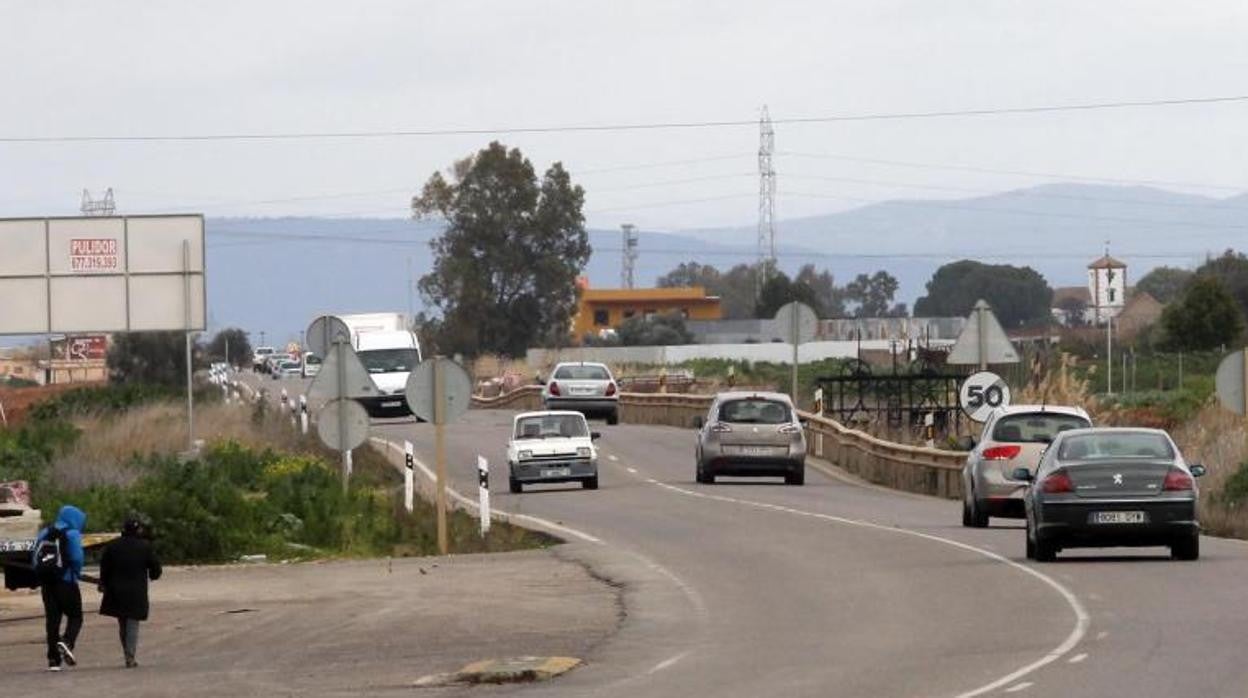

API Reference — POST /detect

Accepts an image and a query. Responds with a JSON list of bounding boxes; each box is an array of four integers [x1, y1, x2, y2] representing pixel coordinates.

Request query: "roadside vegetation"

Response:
[[0, 384, 552, 563]]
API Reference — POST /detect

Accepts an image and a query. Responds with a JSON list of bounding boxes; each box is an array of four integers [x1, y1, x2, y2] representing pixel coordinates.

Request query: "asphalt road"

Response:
[[259, 374, 1248, 696]]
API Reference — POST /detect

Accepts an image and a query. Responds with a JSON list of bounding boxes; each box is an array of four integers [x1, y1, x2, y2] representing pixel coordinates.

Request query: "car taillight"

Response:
[[778, 424, 802, 435], [710, 422, 733, 433], [1041, 470, 1074, 494], [548, 381, 561, 396], [605, 382, 617, 396], [1164, 469, 1194, 491], [982, 445, 1022, 461]]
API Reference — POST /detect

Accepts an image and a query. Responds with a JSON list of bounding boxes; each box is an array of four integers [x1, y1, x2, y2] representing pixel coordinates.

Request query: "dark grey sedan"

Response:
[[1017, 427, 1206, 562]]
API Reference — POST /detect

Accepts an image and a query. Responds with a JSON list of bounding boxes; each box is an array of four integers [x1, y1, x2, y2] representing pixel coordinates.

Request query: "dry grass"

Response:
[[1169, 406, 1248, 538], [51, 400, 306, 491]]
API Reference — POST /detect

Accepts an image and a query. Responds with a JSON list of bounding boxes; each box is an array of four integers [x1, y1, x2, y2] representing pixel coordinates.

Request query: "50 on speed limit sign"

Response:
[[959, 371, 1011, 422]]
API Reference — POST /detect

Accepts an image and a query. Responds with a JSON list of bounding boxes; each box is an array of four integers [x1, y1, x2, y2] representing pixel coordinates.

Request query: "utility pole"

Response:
[[620, 224, 639, 289], [756, 106, 776, 297], [81, 188, 116, 217]]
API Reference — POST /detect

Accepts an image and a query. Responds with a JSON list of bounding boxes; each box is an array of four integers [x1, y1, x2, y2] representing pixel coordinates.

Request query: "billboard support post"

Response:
[[183, 239, 195, 452]]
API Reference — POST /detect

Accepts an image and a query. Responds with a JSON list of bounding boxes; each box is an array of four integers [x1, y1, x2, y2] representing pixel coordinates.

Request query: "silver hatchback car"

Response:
[[961, 405, 1091, 527], [542, 362, 620, 425], [695, 391, 806, 485]]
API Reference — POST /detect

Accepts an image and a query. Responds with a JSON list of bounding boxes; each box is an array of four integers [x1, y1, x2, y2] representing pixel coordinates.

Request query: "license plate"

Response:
[[739, 446, 774, 456], [541, 468, 572, 478], [1092, 511, 1146, 524], [571, 387, 595, 396], [381, 400, 402, 408]]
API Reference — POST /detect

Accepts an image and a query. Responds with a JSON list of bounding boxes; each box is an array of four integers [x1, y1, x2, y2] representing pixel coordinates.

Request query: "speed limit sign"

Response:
[[959, 371, 1011, 422]]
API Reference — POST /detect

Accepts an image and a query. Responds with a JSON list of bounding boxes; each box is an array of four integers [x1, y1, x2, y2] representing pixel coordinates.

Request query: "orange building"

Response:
[[572, 281, 722, 339]]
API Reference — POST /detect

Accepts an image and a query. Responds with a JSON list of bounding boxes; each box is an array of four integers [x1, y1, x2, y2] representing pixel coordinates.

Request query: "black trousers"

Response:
[[40, 581, 83, 665]]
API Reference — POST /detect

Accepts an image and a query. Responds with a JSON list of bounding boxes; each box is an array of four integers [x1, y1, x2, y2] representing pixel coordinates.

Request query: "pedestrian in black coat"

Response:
[[98, 518, 162, 668]]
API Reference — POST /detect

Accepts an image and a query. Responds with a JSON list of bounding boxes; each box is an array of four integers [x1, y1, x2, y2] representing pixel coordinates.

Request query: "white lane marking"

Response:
[[1096, 631, 1109, 641], [647, 481, 1090, 698], [1068, 653, 1088, 664], [1005, 683, 1033, 693], [370, 437, 604, 544], [647, 652, 689, 675], [608, 454, 620, 462], [627, 467, 638, 474]]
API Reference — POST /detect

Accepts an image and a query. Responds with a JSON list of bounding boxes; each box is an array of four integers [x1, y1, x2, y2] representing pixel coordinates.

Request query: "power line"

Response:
[[778, 150, 1248, 193], [6, 94, 1248, 143]]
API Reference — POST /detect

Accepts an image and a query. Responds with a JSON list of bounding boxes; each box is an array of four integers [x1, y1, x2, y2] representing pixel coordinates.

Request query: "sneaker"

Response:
[[47, 664, 62, 672], [125, 657, 138, 669], [57, 642, 76, 667]]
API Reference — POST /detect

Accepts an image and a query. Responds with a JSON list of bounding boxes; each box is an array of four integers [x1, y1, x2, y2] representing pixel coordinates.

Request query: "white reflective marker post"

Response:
[[478, 455, 490, 538], [404, 441, 415, 513], [299, 395, 308, 435]]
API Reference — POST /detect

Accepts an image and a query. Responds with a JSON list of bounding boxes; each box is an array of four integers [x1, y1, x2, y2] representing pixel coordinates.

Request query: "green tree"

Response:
[[754, 271, 823, 319], [617, 312, 694, 346], [1195, 250, 1248, 319], [845, 271, 904, 318], [1135, 266, 1193, 305], [913, 260, 1052, 327], [656, 260, 757, 319], [205, 327, 251, 368], [412, 142, 590, 356], [108, 332, 203, 386], [1160, 276, 1245, 350], [794, 264, 847, 317]]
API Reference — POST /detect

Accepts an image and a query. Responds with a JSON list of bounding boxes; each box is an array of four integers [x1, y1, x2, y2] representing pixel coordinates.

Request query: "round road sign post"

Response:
[[305, 315, 352, 357], [405, 357, 473, 556], [1215, 349, 1248, 416], [315, 398, 370, 452], [959, 371, 1011, 423]]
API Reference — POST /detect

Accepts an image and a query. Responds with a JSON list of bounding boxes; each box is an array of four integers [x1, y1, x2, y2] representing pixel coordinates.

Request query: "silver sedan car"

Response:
[[962, 405, 1091, 527], [695, 391, 806, 485], [1018, 427, 1205, 561]]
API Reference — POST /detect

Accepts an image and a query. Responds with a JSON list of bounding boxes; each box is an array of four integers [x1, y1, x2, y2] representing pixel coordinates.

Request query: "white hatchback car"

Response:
[[507, 411, 601, 493]]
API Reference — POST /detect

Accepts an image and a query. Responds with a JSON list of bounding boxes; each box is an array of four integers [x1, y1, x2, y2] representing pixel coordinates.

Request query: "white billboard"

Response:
[[0, 215, 206, 335]]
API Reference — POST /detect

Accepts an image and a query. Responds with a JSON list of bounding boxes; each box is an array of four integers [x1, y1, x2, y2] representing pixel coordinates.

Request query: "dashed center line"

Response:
[[1005, 682, 1033, 693], [1068, 653, 1088, 664]]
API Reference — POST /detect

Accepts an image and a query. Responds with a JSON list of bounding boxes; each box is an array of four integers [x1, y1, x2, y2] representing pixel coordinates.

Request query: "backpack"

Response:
[[34, 526, 68, 584]]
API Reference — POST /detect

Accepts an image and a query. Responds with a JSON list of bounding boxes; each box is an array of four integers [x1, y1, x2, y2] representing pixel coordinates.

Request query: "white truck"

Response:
[[337, 313, 423, 418]]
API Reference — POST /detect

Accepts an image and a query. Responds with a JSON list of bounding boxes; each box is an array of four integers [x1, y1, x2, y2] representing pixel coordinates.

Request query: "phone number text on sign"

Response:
[[69, 238, 119, 271]]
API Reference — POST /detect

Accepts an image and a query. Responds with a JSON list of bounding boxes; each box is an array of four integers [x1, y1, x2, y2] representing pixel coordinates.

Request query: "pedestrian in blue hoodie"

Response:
[[31, 505, 86, 671]]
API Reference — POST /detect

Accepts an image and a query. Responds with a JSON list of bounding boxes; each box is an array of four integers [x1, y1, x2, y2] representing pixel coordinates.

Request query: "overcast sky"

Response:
[[3, 1, 1248, 231]]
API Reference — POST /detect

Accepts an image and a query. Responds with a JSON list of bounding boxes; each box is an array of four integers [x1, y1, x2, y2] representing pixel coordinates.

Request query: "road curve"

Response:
[[255, 376, 1248, 697]]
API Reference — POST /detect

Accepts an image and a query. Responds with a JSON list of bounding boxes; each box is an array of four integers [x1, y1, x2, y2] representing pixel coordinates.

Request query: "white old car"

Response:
[[507, 411, 601, 493]]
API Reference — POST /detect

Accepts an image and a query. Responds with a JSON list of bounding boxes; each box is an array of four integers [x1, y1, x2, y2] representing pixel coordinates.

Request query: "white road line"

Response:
[[1096, 631, 1109, 641], [1068, 653, 1088, 664], [608, 454, 620, 462], [647, 652, 689, 675], [627, 467, 638, 474], [647, 481, 1090, 698], [1005, 682, 1033, 693]]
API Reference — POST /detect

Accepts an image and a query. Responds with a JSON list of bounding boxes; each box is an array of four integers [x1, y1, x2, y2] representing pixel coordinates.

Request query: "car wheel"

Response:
[[696, 462, 713, 484], [1024, 519, 1036, 559], [509, 477, 522, 494], [786, 468, 805, 486], [967, 492, 989, 528], [583, 476, 599, 490], [961, 498, 974, 527], [1034, 534, 1058, 562], [1172, 532, 1200, 561], [606, 411, 619, 426]]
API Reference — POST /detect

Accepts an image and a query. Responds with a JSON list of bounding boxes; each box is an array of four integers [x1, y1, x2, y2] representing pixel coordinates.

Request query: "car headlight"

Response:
[[518, 450, 533, 460], [577, 446, 592, 458]]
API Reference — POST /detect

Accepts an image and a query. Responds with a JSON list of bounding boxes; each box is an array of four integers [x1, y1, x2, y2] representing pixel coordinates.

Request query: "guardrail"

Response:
[[798, 411, 965, 499], [470, 388, 967, 499]]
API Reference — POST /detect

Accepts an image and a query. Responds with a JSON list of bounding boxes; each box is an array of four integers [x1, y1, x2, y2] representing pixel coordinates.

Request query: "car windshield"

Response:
[[280, 361, 299, 370], [719, 398, 791, 424], [358, 348, 419, 374], [515, 414, 589, 439], [1059, 432, 1175, 460], [991, 413, 1089, 444], [554, 365, 610, 380], [305, 354, 322, 365]]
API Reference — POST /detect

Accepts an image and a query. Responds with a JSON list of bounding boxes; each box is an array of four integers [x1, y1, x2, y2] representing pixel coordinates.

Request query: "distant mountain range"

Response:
[[204, 183, 1247, 345]]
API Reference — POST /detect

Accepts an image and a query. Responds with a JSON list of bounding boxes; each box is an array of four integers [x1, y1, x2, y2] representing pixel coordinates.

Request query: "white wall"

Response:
[[527, 339, 954, 369]]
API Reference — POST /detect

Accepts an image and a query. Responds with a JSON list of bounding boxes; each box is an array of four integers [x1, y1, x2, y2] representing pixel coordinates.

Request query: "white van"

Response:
[[338, 313, 422, 417]]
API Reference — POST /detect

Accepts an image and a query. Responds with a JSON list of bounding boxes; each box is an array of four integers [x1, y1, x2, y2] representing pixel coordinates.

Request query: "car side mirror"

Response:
[[1011, 468, 1034, 482], [693, 416, 704, 429], [798, 418, 809, 427], [1190, 464, 1207, 478], [590, 431, 601, 441]]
